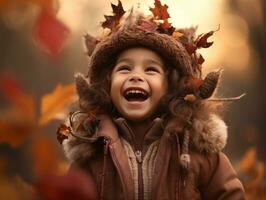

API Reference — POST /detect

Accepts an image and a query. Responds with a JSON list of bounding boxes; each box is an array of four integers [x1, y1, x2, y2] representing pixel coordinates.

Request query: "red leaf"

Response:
[[56, 124, 71, 144], [185, 44, 197, 55], [137, 19, 158, 32], [195, 25, 220, 49], [149, 0, 175, 34], [0, 73, 23, 101], [34, 9, 70, 56], [102, 0, 125, 30], [197, 54, 205, 64], [150, 0, 169, 20], [35, 169, 97, 200]]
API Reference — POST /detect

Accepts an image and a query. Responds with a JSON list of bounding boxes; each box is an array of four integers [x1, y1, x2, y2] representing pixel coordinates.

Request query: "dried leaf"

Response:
[[185, 44, 197, 55], [102, 0, 125, 30], [34, 8, 70, 56], [56, 124, 71, 144], [172, 31, 184, 39], [137, 19, 158, 33], [150, 0, 175, 34], [38, 83, 76, 126], [195, 26, 220, 49], [197, 54, 205, 65], [150, 0, 169, 20]]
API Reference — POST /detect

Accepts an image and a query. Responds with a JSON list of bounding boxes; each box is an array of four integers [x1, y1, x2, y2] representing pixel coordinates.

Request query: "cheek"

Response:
[[151, 77, 168, 96]]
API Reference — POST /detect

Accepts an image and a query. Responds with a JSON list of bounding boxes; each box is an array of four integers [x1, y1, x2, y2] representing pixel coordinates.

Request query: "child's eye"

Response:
[[117, 65, 130, 72], [146, 66, 160, 73]]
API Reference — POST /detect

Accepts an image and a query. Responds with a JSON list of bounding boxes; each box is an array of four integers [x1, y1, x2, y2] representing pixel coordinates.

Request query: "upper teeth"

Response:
[[126, 89, 147, 96]]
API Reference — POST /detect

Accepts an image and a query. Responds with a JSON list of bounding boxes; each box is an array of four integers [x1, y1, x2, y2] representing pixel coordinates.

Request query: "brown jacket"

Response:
[[63, 114, 245, 200]]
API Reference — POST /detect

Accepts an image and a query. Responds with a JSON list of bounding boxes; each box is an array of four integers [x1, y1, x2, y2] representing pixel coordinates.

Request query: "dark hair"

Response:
[[78, 47, 223, 125]]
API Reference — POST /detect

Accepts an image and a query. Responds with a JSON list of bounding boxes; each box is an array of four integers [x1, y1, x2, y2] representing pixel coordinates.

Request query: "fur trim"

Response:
[[192, 114, 227, 153], [63, 136, 97, 165], [63, 113, 227, 164]]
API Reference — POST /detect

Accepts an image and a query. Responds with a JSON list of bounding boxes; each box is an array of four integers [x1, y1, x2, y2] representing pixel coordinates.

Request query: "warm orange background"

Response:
[[0, 0, 265, 199]]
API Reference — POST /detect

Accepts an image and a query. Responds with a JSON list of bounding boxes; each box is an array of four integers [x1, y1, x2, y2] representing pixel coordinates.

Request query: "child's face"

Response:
[[110, 47, 168, 121]]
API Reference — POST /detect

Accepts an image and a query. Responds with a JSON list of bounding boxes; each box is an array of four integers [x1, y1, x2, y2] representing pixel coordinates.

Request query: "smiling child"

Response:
[[59, 1, 245, 199]]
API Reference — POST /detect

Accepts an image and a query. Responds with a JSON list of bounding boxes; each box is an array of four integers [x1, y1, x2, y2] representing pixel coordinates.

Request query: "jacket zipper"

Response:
[[135, 150, 144, 200], [122, 120, 145, 200]]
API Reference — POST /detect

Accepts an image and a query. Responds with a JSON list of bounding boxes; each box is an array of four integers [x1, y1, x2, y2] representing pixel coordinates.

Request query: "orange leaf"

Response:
[[38, 83, 77, 126], [30, 136, 61, 177], [0, 73, 36, 122], [102, 0, 125, 31], [150, 0, 169, 20], [0, 120, 33, 148]]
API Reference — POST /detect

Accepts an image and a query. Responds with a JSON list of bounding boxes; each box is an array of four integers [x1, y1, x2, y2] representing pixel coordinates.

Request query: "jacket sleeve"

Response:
[[199, 152, 245, 200]]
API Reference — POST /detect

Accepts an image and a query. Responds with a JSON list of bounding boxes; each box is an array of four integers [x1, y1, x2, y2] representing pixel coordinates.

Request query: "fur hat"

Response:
[[82, 1, 221, 100]]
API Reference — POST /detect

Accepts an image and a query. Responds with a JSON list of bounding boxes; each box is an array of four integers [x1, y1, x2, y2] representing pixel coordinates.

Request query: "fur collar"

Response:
[[63, 114, 227, 165]]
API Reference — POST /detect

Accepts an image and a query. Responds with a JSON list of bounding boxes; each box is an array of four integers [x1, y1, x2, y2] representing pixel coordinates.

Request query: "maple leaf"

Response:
[[195, 26, 219, 49], [38, 83, 77, 126], [34, 8, 70, 56], [150, 0, 175, 35], [150, 0, 169, 20], [102, 0, 125, 31], [0, 74, 36, 148]]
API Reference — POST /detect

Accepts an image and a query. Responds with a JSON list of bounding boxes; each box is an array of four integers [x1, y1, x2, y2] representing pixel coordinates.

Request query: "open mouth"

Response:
[[123, 88, 149, 102]]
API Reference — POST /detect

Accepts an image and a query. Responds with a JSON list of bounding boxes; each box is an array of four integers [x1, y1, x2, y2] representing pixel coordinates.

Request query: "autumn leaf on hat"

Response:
[[149, 0, 175, 35], [195, 25, 220, 49], [102, 0, 125, 31]]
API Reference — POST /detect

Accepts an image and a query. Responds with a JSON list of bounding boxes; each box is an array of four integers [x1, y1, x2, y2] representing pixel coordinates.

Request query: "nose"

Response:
[[129, 74, 144, 82]]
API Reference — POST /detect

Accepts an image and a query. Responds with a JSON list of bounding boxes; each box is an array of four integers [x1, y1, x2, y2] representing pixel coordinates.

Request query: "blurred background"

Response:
[[0, 0, 265, 199]]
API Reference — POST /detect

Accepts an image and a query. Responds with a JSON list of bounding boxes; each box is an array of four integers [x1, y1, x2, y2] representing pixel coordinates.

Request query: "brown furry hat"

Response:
[[80, 1, 221, 102]]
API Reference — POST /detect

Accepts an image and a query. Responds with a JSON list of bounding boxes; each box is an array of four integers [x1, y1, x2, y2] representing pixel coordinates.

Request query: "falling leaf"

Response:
[[34, 8, 70, 56], [35, 169, 97, 200], [102, 0, 125, 31], [30, 136, 63, 177], [0, 120, 33, 148], [38, 83, 77, 126], [0, 73, 36, 121], [239, 148, 257, 173]]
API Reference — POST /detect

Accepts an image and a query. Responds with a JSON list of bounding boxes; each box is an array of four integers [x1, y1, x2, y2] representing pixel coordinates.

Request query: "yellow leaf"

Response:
[[38, 83, 76, 126]]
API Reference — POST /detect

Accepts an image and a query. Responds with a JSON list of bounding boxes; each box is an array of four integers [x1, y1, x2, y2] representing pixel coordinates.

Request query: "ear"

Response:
[[74, 73, 91, 101]]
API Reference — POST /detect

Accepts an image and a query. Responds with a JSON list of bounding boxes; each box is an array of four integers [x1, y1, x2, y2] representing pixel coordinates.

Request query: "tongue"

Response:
[[125, 93, 147, 102]]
